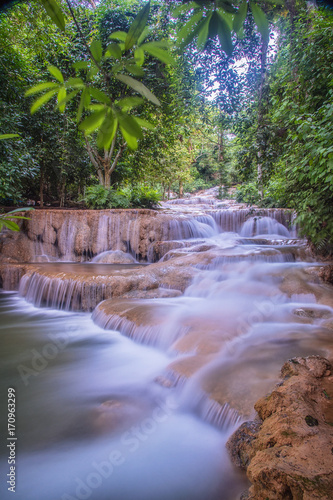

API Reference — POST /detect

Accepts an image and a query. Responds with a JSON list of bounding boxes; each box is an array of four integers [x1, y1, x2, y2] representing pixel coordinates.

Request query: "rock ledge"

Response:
[[227, 355, 333, 500]]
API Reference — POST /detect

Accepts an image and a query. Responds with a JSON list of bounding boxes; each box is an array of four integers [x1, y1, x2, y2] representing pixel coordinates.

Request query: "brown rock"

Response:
[[227, 356, 333, 500]]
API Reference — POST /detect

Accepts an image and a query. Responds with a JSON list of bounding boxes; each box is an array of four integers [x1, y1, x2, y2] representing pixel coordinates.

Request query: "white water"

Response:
[[1, 197, 333, 500]]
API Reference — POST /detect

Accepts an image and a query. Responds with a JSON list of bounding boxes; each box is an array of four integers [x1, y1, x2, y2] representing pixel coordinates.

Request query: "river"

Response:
[[1, 194, 333, 500]]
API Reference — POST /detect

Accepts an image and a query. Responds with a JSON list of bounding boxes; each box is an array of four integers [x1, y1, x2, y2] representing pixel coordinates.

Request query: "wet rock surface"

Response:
[[227, 355, 333, 500]]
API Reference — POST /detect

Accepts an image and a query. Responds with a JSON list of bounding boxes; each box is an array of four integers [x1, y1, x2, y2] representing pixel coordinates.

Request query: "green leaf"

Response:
[[57, 87, 66, 112], [117, 97, 144, 110], [176, 10, 203, 47], [137, 26, 151, 46], [125, 63, 144, 77], [133, 117, 155, 130], [88, 87, 110, 104], [90, 40, 103, 63], [97, 112, 118, 149], [119, 127, 138, 150], [56, 89, 80, 109], [217, 1, 237, 14], [197, 13, 212, 50], [7, 207, 34, 214], [66, 77, 85, 89], [25, 82, 59, 96], [105, 43, 122, 59], [141, 43, 176, 65], [73, 61, 89, 70], [134, 47, 145, 66], [0, 219, 20, 231], [172, 2, 200, 17], [217, 11, 233, 56], [115, 74, 160, 106], [87, 104, 106, 111], [116, 110, 143, 139], [208, 11, 219, 40], [109, 31, 127, 42], [79, 109, 107, 135], [0, 134, 20, 140], [47, 65, 64, 83], [250, 2, 269, 42], [39, 0, 65, 31], [125, 1, 150, 51], [233, 0, 247, 33], [30, 89, 58, 114]]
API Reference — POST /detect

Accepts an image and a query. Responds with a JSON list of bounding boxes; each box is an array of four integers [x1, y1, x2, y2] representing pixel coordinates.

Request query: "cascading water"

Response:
[[1, 195, 332, 500]]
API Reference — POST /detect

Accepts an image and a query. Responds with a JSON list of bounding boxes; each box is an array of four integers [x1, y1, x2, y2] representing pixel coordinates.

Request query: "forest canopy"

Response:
[[0, 0, 332, 250]]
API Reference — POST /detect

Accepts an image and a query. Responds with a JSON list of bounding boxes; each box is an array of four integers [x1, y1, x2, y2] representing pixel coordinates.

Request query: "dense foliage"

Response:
[[0, 0, 332, 249]]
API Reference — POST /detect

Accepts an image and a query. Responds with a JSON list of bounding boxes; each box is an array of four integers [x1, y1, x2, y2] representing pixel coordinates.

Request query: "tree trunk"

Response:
[[179, 180, 183, 198]]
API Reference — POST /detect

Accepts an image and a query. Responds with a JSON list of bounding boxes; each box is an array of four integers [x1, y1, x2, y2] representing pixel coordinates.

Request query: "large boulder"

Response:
[[227, 355, 333, 500]]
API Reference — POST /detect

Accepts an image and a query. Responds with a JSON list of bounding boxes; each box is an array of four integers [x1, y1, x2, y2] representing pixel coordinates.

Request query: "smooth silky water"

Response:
[[0, 293, 248, 500], [1, 202, 333, 500]]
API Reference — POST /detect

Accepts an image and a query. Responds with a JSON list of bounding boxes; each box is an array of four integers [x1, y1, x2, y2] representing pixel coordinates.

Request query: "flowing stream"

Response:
[[1, 194, 333, 500]]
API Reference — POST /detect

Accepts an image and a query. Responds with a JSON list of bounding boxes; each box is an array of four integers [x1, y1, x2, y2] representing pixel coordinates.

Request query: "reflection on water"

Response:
[[0, 293, 248, 500]]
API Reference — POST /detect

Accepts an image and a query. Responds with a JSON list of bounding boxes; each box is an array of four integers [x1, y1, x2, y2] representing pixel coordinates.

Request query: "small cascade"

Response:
[[19, 272, 111, 311], [92, 300, 190, 349], [167, 217, 219, 240], [91, 250, 137, 264], [240, 216, 291, 238]]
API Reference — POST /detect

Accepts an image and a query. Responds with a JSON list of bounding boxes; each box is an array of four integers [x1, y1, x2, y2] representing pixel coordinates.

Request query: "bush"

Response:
[[84, 185, 130, 209], [85, 185, 160, 209], [130, 186, 161, 208], [235, 182, 260, 205]]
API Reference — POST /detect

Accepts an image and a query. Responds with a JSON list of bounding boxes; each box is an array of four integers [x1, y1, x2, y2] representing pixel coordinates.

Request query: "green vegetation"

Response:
[[0, 0, 332, 249]]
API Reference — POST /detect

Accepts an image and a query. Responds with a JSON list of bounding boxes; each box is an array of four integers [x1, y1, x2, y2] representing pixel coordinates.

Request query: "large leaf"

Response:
[[133, 117, 155, 130], [30, 89, 58, 114], [172, 2, 200, 17], [179, 16, 206, 50], [39, 0, 65, 31], [125, 1, 150, 51], [197, 13, 212, 50], [25, 82, 59, 96], [7, 207, 34, 214], [88, 87, 110, 104], [134, 47, 145, 66], [217, 0, 237, 14], [250, 2, 269, 42], [116, 111, 143, 139], [233, 0, 248, 33], [56, 89, 80, 109], [97, 112, 118, 150], [48, 65, 64, 83], [125, 63, 144, 77], [90, 40, 103, 63], [73, 61, 89, 70], [137, 26, 151, 46], [117, 97, 144, 110], [176, 10, 203, 47], [217, 11, 233, 56], [119, 127, 138, 150], [0, 219, 20, 231], [66, 77, 85, 89], [105, 43, 122, 59], [79, 109, 107, 135], [141, 43, 176, 65], [109, 31, 127, 42], [57, 87, 66, 112], [115, 74, 161, 106], [0, 134, 20, 140]]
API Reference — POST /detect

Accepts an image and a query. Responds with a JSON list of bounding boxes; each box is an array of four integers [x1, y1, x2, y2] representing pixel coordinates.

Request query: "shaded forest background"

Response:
[[0, 0, 332, 250]]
